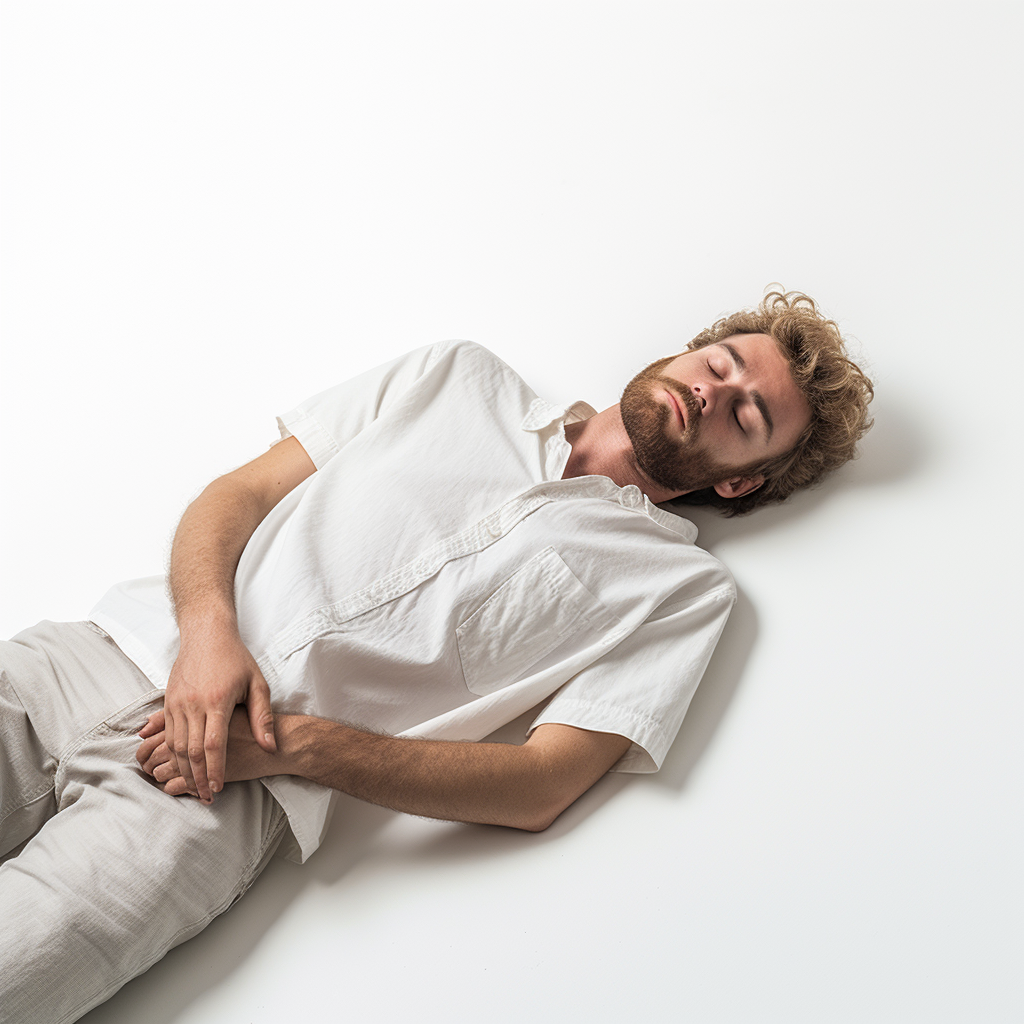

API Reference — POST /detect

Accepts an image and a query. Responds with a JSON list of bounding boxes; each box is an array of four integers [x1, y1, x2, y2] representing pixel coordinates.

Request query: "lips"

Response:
[[665, 388, 686, 430]]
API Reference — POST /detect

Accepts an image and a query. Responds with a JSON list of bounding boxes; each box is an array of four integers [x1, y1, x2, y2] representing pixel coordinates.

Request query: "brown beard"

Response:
[[619, 355, 733, 495]]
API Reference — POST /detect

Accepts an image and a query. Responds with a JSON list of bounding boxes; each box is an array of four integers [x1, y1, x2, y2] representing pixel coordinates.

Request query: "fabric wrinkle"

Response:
[[89, 339, 733, 865]]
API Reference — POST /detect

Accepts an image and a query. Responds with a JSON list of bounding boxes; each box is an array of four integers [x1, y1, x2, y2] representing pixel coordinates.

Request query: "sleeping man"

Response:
[[0, 289, 872, 1023]]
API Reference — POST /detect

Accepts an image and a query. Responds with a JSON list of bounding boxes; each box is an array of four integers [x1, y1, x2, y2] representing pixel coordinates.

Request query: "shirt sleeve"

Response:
[[274, 341, 451, 469], [526, 573, 736, 773]]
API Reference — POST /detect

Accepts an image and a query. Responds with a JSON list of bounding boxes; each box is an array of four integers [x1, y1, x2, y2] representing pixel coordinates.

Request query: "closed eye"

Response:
[[709, 357, 745, 432]]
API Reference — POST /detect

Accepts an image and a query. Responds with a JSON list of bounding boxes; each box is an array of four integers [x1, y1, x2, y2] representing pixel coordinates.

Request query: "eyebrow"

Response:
[[721, 342, 774, 443]]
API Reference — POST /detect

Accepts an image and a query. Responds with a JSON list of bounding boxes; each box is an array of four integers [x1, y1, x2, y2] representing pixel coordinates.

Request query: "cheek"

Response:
[[702, 423, 751, 468], [663, 354, 692, 379]]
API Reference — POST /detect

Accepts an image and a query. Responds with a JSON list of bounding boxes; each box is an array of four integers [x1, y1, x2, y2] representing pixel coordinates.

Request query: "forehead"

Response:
[[717, 332, 791, 380]]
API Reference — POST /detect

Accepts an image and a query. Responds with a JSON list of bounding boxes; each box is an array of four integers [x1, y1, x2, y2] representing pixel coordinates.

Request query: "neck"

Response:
[[561, 404, 682, 504]]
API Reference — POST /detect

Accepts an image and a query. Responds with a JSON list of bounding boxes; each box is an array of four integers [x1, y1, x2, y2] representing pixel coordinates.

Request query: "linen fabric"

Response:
[[0, 620, 286, 1024], [89, 341, 736, 863]]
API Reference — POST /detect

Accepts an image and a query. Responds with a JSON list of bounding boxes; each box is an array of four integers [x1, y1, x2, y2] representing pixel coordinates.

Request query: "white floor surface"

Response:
[[1, 3, 1020, 1022]]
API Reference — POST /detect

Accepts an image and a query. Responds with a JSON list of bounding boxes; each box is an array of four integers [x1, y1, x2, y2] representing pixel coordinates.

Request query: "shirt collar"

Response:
[[519, 397, 698, 542], [520, 397, 596, 432]]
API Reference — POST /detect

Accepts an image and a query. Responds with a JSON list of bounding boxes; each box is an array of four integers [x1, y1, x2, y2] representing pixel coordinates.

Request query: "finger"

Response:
[[186, 711, 214, 804], [168, 708, 198, 797], [153, 756, 186, 785], [142, 740, 174, 776], [136, 732, 166, 768], [163, 703, 175, 759], [136, 733, 167, 770], [203, 708, 230, 796], [248, 678, 277, 753], [137, 709, 166, 738], [161, 778, 193, 798]]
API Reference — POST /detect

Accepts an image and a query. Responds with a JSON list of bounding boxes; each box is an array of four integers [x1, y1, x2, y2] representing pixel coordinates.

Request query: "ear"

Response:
[[712, 473, 765, 500]]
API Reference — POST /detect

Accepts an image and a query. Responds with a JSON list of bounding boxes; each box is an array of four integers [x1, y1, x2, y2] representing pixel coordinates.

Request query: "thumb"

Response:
[[138, 708, 166, 737], [248, 678, 277, 752]]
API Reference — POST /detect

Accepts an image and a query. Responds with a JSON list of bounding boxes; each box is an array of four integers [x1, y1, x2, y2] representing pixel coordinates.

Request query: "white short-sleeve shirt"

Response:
[[90, 341, 736, 862]]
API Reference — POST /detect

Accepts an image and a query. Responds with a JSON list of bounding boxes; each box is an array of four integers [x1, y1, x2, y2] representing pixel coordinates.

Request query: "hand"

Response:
[[136, 706, 283, 795], [161, 626, 277, 804]]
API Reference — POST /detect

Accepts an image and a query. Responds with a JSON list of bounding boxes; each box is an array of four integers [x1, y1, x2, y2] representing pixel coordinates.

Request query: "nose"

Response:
[[691, 378, 737, 416]]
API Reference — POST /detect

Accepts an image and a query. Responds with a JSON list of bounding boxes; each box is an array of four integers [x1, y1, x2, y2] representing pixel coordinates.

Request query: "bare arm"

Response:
[[163, 436, 316, 803], [139, 711, 632, 832], [278, 718, 632, 830]]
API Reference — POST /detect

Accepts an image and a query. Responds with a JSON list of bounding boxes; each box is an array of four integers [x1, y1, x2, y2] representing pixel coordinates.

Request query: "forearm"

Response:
[[274, 716, 561, 832], [168, 476, 264, 637]]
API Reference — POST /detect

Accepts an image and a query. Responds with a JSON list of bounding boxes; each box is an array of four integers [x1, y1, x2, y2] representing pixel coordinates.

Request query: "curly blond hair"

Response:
[[674, 287, 874, 516]]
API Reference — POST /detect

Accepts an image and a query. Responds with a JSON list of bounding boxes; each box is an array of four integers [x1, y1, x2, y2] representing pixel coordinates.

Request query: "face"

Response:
[[620, 333, 812, 499]]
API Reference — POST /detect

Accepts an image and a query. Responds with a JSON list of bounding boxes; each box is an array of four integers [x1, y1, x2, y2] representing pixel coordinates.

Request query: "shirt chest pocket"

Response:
[[456, 546, 616, 697]]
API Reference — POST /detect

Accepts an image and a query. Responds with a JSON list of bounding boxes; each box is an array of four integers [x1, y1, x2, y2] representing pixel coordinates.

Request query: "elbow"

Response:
[[517, 816, 554, 833], [516, 798, 566, 833], [512, 772, 596, 832]]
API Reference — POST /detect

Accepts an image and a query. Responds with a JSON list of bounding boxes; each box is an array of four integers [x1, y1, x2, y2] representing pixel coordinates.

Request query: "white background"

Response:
[[1, 3, 1020, 1022]]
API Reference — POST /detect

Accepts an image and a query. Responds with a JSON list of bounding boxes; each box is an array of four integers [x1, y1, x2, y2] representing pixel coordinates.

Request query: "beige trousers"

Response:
[[0, 621, 287, 1024]]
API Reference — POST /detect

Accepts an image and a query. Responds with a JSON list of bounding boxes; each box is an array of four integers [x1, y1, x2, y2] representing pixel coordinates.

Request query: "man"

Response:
[[0, 289, 872, 1023]]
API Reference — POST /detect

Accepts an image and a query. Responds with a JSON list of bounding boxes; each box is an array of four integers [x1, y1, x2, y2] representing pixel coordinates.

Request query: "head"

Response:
[[620, 288, 874, 515]]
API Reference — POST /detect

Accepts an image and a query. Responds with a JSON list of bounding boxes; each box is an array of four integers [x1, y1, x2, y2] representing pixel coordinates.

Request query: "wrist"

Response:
[[275, 714, 319, 777], [175, 602, 239, 645], [276, 715, 357, 784]]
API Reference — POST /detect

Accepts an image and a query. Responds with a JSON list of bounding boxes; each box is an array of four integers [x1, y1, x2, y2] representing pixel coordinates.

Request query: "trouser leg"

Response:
[[0, 658, 57, 860], [0, 622, 287, 1024], [0, 688, 286, 1024], [1, 619, 147, 862]]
